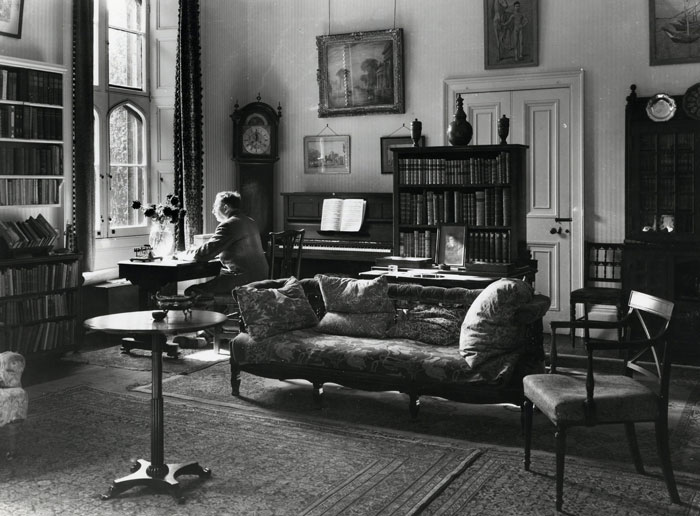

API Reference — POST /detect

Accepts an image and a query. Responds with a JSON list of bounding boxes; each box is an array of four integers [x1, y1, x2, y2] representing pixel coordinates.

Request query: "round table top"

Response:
[[83, 310, 228, 335]]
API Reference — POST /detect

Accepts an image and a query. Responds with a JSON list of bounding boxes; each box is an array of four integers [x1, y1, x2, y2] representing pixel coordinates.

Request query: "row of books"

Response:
[[0, 67, 62, 105], [0, 213, 59, 252], [0, 104, 62, 140], [398, 152, 512, 185], [0, 319, 76, 355], [398, 230, 436, 259], [0, 178, 61, 205], [0, 291, 75, 325], [0, 144, 63, 175], [0, 260, 79, 297], [399, 188, 512, 227]]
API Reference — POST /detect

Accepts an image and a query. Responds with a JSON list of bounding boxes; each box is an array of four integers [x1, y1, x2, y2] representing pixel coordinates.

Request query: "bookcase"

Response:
[[623, 84, 700, 361], [0, 253, 81, 357], [392, 144, 529, 273]]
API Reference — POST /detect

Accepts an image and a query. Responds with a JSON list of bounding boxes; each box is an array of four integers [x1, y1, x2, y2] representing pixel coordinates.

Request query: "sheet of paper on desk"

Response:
[[320, 198, 366, 232]]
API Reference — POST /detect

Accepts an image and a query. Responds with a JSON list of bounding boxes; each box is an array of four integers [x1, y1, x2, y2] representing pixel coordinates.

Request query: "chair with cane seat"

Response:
[[523, 290, 680, 512]]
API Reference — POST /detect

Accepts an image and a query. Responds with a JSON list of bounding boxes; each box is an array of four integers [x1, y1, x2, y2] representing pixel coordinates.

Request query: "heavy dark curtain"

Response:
[[72, 0, 95, 271], [174, 0, 204, 249]]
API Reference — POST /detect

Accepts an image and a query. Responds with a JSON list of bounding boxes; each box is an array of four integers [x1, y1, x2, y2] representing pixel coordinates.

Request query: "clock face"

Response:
[[242, 125, 271, 155]]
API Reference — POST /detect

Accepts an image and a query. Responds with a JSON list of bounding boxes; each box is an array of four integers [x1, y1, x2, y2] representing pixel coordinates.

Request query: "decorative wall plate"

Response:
[[646, 93, 677, 122], [682, 83, 700, 120]]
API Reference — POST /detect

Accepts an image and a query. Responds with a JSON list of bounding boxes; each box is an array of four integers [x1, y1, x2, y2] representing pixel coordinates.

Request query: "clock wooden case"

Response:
[[231, 98, 281, 163]]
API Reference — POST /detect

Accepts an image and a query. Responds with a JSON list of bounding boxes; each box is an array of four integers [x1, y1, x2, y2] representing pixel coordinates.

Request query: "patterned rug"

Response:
[[1, 386, 698, 515], [137, 361, 700, 476]]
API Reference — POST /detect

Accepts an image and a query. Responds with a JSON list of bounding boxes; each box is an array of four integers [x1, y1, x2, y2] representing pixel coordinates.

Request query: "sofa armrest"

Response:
[[514, 294, 551, 325], [0, 352, 25, 388]]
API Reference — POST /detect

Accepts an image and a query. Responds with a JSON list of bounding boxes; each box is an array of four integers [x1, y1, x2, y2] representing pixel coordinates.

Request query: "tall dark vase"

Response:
[[447, 94, 473, 146], [498, 115, 510, 145], [410, 118, 422, 147]]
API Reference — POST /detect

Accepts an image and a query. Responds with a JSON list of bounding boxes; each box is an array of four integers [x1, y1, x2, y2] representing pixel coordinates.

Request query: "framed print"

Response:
[[304, 135, 351, 174], [316, 28, 405, 117], [380, 135, 424, 174], [649, 0, 700, 65], [0, 0, 24, 38], [484, 0, 538, 69], [437, 224, 467, 267]]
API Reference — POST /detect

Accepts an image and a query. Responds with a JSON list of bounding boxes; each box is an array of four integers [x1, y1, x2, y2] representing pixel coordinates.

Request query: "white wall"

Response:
[[200, 0, 700, 243]]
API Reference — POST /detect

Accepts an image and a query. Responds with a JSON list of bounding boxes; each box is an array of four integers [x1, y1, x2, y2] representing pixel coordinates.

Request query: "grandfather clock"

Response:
[[231, 96, 282, 243]]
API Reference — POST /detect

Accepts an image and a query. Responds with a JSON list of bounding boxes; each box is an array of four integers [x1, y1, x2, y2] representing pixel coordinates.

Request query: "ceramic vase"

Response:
[[447, 94, 473, 146], [498, 115, 510, 144], [149, 222, 175, 257], [410, 118, 422, 147]]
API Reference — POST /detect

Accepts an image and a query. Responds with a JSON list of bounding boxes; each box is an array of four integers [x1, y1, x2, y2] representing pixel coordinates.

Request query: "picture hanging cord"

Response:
[[317, 124, 339, 136], [328, 0, 398, 34], [387, 123, 410, 137]]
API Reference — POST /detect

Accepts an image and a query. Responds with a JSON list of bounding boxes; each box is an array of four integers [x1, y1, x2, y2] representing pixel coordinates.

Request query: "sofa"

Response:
[[0, 351, 28, 457], [230, 274, 551, 417]]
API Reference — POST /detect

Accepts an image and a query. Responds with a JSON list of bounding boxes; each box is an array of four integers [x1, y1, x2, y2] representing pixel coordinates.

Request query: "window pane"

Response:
[[107, 0, 144, 31], [110, 166, 146, 227], [94, 110, 101, 231], [109, 28, 143, 88], [109, 105, 144, 164]]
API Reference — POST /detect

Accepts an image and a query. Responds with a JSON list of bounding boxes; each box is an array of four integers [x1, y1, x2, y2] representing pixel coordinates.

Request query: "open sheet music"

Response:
[[320, 198, 366, 232]]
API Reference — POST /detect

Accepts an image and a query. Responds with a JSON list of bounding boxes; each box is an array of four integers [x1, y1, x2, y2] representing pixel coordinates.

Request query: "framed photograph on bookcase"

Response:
[[437, 224, 467, 267]]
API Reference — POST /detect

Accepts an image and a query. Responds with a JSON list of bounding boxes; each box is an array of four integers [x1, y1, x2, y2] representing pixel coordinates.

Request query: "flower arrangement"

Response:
[[131, 194, 186, 225]]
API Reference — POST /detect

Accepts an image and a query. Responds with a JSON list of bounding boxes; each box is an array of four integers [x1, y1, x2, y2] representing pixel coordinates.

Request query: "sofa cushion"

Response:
[[235, 276, 319, 340], [459, 278, 535, 379], [315, 274, 395, 338], [316, 274, 394, 313], [388, 304, 466, 346]]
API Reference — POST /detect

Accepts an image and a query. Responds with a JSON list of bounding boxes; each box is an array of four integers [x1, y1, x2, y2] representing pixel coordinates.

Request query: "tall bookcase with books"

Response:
[[0, 56, 79, 357], [392, 144, 529, 273]]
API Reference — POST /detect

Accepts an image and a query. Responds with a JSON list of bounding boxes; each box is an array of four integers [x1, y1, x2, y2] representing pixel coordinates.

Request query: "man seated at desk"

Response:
[[180, 190, 268, 305]]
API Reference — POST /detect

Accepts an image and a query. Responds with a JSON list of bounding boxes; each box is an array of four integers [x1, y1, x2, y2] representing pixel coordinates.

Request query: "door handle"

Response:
[[554, 217, 572, 223]]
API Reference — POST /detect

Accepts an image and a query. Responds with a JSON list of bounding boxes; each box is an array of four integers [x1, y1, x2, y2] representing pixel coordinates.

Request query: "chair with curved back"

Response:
[[523, 290, 680, 512], [212, 229, 305, 354]]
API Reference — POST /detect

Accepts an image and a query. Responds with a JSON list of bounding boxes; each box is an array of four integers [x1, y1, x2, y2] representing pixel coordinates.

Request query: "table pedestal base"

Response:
[[101, 458, 211, 504], [121, 336, 181, 358]]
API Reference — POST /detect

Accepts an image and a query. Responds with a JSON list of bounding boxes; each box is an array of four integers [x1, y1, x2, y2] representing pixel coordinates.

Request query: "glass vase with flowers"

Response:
[[131, 194, 186, 257]]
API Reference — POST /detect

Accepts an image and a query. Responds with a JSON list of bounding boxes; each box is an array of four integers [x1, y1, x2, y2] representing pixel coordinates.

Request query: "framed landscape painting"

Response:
[[484, 0, 538, 69], [316, 28, 405, 117], [304, 135, 351, 174], [649, 0, 700, 65], [380, 135, 423, 174], [0, 0, 24, 38]]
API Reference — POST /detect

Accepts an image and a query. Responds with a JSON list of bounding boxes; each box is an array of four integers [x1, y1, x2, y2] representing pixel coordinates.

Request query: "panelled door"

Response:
[[459, 86, 575, 326]]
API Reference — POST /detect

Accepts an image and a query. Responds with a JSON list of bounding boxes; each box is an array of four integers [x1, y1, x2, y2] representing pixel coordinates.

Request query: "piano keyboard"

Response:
[[304, 244, 391, 254]]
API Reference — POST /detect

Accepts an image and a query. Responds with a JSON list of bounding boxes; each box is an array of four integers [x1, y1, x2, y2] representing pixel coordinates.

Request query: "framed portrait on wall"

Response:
[[303, 135, 351, 174], [0, 0, 24, 38], [380, 135, 423, 174], [484, 0, 538, 69], [316, 28, 405, 117], [437, 224, 467, 267], [649, 0, 700, 65]]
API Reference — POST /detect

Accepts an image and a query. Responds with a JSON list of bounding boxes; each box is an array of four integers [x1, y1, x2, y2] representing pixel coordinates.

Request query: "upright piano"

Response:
[[281, 192, 393, 277]]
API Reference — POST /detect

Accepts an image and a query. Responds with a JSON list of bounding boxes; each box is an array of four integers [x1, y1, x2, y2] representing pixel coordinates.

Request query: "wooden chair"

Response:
[[212, 229, 305, 354], [267, 229, 305, 279], [569, 242, 624, 347], [524, 290, 679, 512]]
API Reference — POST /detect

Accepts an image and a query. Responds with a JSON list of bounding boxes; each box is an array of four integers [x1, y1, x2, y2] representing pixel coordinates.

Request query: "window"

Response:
[[94, 0, 150, 239]]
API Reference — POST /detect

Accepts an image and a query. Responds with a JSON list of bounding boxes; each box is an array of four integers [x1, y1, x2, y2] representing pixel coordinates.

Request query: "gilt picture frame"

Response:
[[484, 0, 538, 69], [437, 224, 467, 267], [304, 135, 351, 174], [0, 0, 24, 39], [316, 28, 405, 117], [380, 135, 424, 174], [649, 0, 700, 65]]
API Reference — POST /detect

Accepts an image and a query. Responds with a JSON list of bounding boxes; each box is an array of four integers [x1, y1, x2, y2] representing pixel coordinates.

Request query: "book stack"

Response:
[[0, 213, 59, 256]]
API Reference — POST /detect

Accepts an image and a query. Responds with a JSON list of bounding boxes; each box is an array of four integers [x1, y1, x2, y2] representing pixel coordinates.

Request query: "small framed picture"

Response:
[[0, 0, 24, 38], [484, 0, 538, 69], [380, 135, 424, 174], [437, 224, 467, 267], [303, 135, 351, 174], [649, 0, 700, 65]]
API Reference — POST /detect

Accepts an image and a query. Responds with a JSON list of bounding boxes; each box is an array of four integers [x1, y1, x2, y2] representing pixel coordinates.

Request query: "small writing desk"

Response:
[[118, 258, 222, 356], [83, 309, 227, 504]]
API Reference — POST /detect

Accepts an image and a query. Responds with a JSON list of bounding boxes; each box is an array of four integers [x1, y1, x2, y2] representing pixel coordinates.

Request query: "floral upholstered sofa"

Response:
[[230, 274, 550, 417]]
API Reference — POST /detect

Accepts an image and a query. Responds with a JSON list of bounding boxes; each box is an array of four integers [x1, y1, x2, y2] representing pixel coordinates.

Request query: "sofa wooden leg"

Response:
[[409, 394, 420, 419], [229, 358, 241, 396], [312, 383, 323, 409]]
